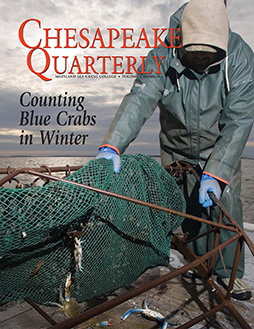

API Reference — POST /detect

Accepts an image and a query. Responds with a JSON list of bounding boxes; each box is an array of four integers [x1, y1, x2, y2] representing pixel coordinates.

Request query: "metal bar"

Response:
[[173, 237, 252, 329], [206, 279, 252, 329], [0, 165, 83, 175], [184, 226, 217, 245], [208, 210, 223, 272], [226, 237, 243, 300], [175, 303, 225, 329], [0, 168, 29, 186], [171, 234, 210, 279], [24, 169, 238, 233], [0, 166, 245, 239], [24, 297, 57, 326], [226, 301, 252, 329], [175, 238, 252, 329], [0, 167, 237, 232], [47, 234, 240, 329], [209, 193, 254, 257]]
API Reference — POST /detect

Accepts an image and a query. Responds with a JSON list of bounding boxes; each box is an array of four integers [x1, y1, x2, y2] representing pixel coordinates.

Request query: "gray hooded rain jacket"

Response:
[[100, 0, 254, 186]]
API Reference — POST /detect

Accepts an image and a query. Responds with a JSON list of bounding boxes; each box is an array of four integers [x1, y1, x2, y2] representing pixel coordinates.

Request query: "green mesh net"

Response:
[[0, 154, 185, 306]]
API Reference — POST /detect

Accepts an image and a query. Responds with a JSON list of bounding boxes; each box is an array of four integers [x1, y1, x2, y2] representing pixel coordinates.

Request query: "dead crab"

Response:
[[121, 294, 177, 328], [50, 273, 80, 318]]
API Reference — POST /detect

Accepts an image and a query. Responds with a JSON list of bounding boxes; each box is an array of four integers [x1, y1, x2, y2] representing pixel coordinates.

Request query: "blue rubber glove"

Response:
[[199, 174, 221, 208], [96, 146, 121, 173]]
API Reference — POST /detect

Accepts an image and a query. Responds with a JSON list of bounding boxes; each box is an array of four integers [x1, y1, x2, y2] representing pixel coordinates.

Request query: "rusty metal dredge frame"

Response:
[[0, 161, 253, 329]]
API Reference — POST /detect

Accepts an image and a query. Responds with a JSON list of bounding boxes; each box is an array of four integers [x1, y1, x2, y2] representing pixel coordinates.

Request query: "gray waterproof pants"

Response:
[[163, 157, 244, 278]]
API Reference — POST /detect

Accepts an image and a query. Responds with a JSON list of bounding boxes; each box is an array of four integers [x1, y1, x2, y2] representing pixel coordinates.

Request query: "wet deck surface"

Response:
[[1, 230, 253, 329]]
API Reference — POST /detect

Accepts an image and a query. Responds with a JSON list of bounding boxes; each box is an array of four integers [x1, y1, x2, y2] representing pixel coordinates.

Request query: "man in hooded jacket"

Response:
[[96, 0, 254, 300]]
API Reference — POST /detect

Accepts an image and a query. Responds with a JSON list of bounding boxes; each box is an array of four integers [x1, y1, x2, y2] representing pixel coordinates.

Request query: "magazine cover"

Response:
[[0, 1, 254, 328]]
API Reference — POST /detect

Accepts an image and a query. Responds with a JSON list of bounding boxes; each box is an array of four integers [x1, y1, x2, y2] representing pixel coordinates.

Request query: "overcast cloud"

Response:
[[0, 0, 253, 157]]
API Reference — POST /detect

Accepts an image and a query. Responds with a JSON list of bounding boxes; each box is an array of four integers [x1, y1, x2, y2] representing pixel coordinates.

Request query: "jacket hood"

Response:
[[167, 0, 229, 56], [181, 0, 229, 54]]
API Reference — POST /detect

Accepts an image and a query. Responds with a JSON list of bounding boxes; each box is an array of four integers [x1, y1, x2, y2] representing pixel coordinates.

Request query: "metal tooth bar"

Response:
[[0, 165, 83, 175]]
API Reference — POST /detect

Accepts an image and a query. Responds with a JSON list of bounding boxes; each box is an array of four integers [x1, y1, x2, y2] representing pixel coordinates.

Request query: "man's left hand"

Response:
[[199, 174, 221, 208]]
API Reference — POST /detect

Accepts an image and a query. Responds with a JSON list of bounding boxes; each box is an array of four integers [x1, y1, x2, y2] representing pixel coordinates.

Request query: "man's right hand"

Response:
[[96, 146, 121, 173]]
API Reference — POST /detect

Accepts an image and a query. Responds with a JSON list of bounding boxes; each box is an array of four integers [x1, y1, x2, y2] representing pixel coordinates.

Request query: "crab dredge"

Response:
[[0, 154, 185, 306]]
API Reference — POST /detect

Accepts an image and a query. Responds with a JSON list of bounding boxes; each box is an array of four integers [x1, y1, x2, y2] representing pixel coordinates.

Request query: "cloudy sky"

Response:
[[0, 0, 253, 157]]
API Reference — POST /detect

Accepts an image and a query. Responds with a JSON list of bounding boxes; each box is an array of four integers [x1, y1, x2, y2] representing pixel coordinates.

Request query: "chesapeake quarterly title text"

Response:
[[19, 19, 181, 81]]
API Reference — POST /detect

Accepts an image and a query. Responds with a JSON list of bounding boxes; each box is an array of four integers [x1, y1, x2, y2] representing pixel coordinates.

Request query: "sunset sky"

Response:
[[0, 0, 253, 157]]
